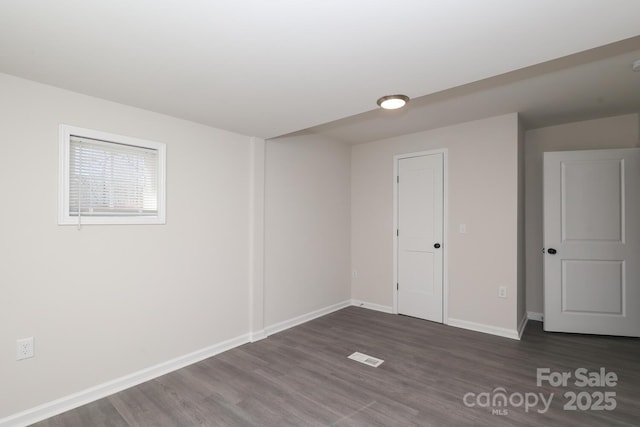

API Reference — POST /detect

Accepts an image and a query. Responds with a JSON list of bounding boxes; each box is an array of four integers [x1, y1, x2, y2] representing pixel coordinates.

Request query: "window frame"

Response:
[[58, 124, 167, 225]]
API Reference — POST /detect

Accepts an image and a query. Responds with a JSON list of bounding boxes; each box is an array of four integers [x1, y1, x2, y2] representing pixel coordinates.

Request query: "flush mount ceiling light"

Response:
[[377, 94, 410, 110]]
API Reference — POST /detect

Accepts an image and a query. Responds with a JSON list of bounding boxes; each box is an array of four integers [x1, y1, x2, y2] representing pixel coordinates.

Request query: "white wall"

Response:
[[0, 73, 252, 418], [524, 113, 640, 314], [264, 134, 351, 327], [351, 114, 521, 332]]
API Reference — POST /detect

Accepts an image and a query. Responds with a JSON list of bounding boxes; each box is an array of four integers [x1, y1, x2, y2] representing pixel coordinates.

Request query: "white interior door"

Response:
[[396, 153, 444, 322], [543, 148, 640, 337]]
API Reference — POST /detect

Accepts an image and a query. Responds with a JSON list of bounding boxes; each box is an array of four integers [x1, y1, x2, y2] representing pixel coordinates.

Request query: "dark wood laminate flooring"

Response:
[[33, 307, 640, 426]]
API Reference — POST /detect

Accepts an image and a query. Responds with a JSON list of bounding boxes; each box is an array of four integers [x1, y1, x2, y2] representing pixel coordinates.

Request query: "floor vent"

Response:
[[348, 352, 384, 367]]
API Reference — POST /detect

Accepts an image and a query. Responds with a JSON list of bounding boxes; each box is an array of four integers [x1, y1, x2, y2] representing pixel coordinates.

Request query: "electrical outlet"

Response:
[[16, 337, 34, 360], [498, 286, 507, 299], [459, 224, 467, 234], [352, 269, 358, 278]]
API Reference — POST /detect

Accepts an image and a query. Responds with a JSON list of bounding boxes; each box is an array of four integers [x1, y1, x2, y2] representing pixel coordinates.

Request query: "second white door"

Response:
[[544, 148, 640, 337], [396, 153, 444, 322]]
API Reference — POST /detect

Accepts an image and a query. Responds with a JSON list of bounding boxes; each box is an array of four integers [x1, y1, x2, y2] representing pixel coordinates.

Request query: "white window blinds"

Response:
[[69, 136, 159, 217]]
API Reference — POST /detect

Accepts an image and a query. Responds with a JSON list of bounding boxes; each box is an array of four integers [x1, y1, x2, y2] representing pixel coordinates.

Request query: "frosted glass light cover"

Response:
[[377, 94, 409, 110]]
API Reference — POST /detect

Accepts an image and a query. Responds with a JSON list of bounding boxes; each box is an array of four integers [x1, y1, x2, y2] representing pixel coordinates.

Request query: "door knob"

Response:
[[434, 243, 441, 249], [547, 248, 557, 255]]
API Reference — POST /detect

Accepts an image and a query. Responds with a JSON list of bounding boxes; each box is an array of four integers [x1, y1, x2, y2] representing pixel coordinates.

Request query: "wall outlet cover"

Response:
[[498, 286, 507, 299], [16, 337, 34, 360]]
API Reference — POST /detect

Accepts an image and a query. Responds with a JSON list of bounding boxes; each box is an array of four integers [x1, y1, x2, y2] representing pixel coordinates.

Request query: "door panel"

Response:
[[402, 251, 435, 296], [562, 159, 623, 242], [397, 153, 443, 322], [562, 260, 624, 315], [544, 148, 639, 337]]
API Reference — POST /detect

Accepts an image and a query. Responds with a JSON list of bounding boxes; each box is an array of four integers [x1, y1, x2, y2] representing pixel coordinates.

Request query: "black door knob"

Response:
[[547, 248, 557, 255], [434, 243, 441, 249]]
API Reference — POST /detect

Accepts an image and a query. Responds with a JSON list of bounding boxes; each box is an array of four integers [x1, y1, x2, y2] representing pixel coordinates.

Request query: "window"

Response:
[[59, 125, 166, 225]]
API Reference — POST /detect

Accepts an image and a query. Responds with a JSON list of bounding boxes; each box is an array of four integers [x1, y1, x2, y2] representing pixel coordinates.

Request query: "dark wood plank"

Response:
[[34, 397, 128, 427], [32, 307, 640, 426]]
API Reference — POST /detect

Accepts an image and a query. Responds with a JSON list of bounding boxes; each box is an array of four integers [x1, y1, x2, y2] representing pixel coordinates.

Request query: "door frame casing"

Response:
[[393, 149, 449, 323]]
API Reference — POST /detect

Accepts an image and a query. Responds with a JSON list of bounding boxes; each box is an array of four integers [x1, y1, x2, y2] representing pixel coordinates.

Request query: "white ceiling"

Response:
[[1, 1, 640, 139]]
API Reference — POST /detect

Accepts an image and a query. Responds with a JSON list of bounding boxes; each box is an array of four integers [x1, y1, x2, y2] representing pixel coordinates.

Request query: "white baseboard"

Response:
[[264, 299, 351, 337], [249, 330, 267, 343], [447, 317, 520, 340], [350, 299, 393, 314], [518, 313, 528, 339], [2, 300, 357, 427], [2, 300, 359, 427], [0, 333, 251, 427], [528, 311, 544, 322]]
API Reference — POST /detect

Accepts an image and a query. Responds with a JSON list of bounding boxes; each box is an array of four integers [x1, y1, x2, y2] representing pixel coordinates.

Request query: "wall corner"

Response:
[[249, 137, 266, 338]]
